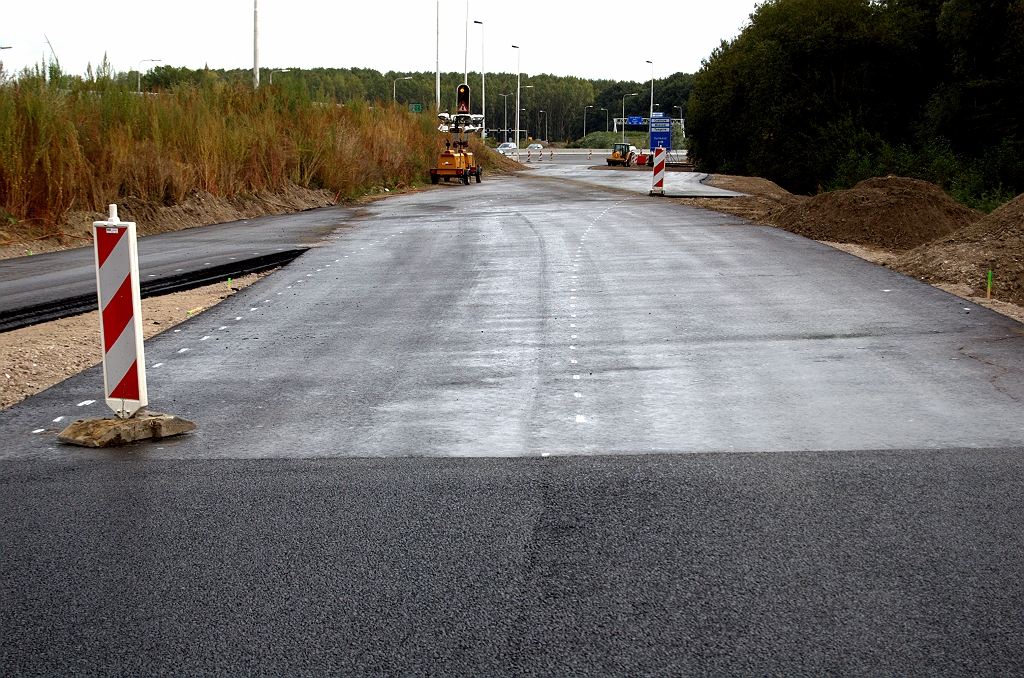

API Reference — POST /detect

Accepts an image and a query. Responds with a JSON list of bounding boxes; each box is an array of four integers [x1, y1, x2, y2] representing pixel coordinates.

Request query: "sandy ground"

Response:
[[1, 273, 267, 410]]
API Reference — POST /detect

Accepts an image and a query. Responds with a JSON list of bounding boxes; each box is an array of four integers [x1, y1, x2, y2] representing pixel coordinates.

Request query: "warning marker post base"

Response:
[[57, 411, 196, 448]]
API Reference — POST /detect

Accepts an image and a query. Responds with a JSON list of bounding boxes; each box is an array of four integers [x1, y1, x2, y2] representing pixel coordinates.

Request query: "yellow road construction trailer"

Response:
[[430, 84, 483, 185]]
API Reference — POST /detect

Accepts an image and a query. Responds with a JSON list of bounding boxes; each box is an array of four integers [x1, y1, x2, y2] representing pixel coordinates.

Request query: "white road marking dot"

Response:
[[571, 335, 577, 338], [574, 392, 581, 398], [153, 363, 163, 368], [53, 416, 64, 423], [571, 359, 577, 364], [883, 289, 891, 292], [178, 348, 189, 353], [235, 317, 242, 321], [174, 329, 181, 333], [576, 415, 586, 423], [573, 375, 580, 380], [32, 429, 45, 434], [541, 452, 550, 458], [200, 336, 210, 341], [219, 326, 227, 330], [250, 308, 258, 311], [77, 400, 95, 407]]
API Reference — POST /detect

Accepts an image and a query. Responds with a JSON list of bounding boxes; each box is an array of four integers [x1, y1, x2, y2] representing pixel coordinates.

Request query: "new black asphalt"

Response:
[[2, 169, 1022, 675], [0, 205, 356, 331]]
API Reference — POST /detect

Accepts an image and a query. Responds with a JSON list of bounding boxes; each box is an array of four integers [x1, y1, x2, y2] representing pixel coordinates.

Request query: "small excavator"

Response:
[[430, 84, 484, 185], [606, 142, 637, 167]]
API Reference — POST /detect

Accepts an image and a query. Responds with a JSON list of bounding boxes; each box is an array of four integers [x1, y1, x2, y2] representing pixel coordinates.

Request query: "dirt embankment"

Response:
[[0, 182, 338, 260], [773, 177, 981, 250], [896, 192, 1024, 306], [675, 175, 1023, 321]]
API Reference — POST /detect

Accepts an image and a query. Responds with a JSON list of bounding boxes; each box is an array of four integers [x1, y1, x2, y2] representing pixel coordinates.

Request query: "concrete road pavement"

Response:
[[2, 171, 1023, 675]]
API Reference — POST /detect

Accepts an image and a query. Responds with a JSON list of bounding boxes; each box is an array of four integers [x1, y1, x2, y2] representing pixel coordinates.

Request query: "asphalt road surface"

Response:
[[2, 165, 1023, 675], [0, 206, 356, 330]]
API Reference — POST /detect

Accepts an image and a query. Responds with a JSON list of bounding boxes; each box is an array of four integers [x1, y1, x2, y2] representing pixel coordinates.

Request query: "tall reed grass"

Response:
[[0, 66, 441, 240]]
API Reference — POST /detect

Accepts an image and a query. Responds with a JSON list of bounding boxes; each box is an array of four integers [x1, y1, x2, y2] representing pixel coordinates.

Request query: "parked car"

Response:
[[496, 142, 518, 156], [526, 143, 544, 150]]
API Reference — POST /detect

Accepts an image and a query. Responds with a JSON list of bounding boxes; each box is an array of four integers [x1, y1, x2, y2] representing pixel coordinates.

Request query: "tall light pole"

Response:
[[499, 93, 510, 142], [622, 92, 638, 143], [675, 105, 685, 139], [539, 110, 547, 142], [646, 60, 654, 125], [520, 108, 527, 139], [463, 0, 469, 85], [583, 104, 594, 141], [601, 107, 608, 132], [435, 1, 441, 109], [473, 20, 485, 137], [137, 58, 160, 93], [512, 45, 520, 152], [253, 0, 259, 89], [271, 69, 289, 85], [393, 76, 412, 100]]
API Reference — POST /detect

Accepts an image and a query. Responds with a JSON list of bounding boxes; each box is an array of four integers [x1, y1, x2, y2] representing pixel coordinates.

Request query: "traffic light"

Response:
[[457, 84, 470, 114]]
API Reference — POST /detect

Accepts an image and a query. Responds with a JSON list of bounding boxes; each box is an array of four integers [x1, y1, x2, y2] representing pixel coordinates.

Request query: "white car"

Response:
[[496, 142, 518, 156], [526, 143, 544, 150]]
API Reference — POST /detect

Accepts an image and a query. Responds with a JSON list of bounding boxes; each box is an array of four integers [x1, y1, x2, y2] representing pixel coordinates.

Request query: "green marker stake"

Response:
[[227, 277, 232, 290], [987, 270, 993, 299]]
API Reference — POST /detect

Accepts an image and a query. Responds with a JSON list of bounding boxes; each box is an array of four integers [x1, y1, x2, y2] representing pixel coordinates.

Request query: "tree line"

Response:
[[687, 0, 1024, 208], [138, 64, 694, 144]]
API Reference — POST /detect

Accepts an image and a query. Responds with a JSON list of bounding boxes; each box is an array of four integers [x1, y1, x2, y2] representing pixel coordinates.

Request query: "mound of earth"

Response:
[[774, 176, 981, 250], [894, 191, 1024, 307], [671, 175, 808, 224]]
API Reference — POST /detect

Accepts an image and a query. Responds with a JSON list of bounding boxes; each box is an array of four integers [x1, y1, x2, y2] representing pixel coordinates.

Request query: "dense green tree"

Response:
[[687, 0, 1023, 204]]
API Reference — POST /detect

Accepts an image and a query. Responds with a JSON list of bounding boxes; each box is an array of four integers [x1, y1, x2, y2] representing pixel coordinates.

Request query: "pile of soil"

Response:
[[672, 176, 807, 224], [773, 176, 981, 250], [894, 192, 1024, 306]]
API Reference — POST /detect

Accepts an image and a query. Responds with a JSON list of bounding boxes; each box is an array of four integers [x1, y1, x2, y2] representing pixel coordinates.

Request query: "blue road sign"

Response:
[[627, 116, 644, 125], [650, 115, 672, 150]]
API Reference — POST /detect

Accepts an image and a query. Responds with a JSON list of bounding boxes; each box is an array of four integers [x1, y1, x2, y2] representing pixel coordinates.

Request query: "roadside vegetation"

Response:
[[136, 64, 695, 147], [688, 0, 1024, 211], [0, 58, 441, 243]]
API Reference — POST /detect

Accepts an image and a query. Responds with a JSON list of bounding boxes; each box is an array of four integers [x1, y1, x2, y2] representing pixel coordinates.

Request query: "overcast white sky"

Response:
[[0, 1, 759, 82]]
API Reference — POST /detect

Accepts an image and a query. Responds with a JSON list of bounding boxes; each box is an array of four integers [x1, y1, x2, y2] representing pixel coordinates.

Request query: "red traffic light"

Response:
[[457, 84, 470, 114]]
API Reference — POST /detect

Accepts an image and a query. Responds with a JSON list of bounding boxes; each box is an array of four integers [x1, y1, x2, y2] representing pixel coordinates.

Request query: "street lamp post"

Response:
[[137, 59, 161, 93], [601, 107, 608, 132], [521, 108, 527, 139], [539, 110, 547, 142], [271, 69, 290, 85], [473, 20, 485, 137], [499, 93, 511, 142], [512, 45, 520, 153], [646, 60, 654, 124], [393, 76, 412, 100], [583, 104, 594, 141], [622, 93, 638, 143], [674, 105, 685, 139]]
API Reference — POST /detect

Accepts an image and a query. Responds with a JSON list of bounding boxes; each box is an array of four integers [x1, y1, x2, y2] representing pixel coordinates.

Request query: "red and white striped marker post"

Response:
[[93, 204, 147, 418], [650, 147, 667, 196]]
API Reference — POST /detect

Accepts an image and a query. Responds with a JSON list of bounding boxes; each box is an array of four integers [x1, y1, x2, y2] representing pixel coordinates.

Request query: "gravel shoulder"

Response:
[[1, 273, 267, 410]]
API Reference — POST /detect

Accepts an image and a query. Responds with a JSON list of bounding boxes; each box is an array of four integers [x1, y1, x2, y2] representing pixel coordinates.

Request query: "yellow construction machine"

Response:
[[430, 84, 483, 185], [606, 142, 637, 167]]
